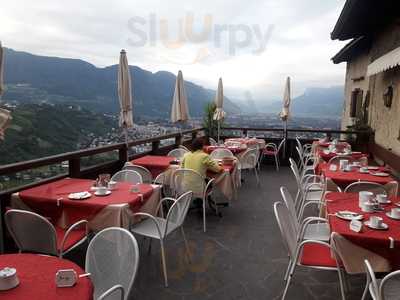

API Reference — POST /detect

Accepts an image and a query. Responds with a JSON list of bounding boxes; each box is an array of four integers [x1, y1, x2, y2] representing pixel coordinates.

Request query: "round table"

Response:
[[0, 254, 93, 300]]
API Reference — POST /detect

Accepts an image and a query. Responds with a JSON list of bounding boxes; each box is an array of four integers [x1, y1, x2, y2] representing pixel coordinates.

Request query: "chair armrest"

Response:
[[131, 212, 163, 238], [59, 220, 88, 257], [98, 284, 124, 300]]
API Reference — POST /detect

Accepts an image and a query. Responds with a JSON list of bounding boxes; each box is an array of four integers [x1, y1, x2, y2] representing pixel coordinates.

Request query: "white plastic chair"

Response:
[[5, 209, 88, 258], [86, 227, 139, 300], [344, 181, 387, 195], [123, 163, 152, 184], [273, 202, 346, 300], [289, 158, 324, 213], [362, 259, 400, 300], [111, 170, 143, 184], [239, 148, 259, 185], [209, 137, 217, 146], [209, 148, 234, 160], [261, 139, 285, 171], [280, 186, 330, 242], [167, 148, 188, 159], [179, 145, 190, 152], [130, 191, 193, 287], [172, 169, 214, 232]]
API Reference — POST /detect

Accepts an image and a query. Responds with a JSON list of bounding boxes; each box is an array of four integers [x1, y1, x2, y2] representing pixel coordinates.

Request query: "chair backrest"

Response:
[[86, 227, 139, 300], [209, 148, 234, 160], [240, 148, 258, 169], [167, 148, 188, 159], [380, 268, 400, 300], [173, 168, 205, 198], [209, 137, 217, 146], [289, 158, 301, 186], [273, 202, 298, 260], [122, 163, 152, 184], [154, 172, 165, 185], [295, 138, 303, 156], [179, 145, 190, 152], [344, 181, 387, 195], [364, 259, 380, 300], [384, 181, 399, 197], [5, 209, 58, 256], [111, 170, 143, 184], [165, 191, 193, 234], [280, 186, 300, 231], [277, 139, 286, 153]]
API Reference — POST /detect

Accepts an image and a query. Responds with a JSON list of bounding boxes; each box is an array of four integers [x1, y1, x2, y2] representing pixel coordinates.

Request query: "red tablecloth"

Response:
[[203, 145, 246, 155], [320, 164, 394, 189], [326, 192, 400, 269], [0, 254, 92, 300], [131, 155, 175, 177], [19, 178, 154, 225]]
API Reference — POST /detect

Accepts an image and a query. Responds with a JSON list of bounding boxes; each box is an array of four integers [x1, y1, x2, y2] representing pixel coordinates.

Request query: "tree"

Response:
[[202, 102, 218, 139]]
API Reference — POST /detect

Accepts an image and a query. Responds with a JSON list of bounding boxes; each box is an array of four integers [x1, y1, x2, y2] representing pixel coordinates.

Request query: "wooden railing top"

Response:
[[0, 127, 204, 175], [221, 126, 370, 135]]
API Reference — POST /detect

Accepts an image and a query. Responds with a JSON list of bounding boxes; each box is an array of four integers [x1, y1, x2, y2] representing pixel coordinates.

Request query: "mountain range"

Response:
[[1, 48, 344, 119], [2, 48, 240, 120]]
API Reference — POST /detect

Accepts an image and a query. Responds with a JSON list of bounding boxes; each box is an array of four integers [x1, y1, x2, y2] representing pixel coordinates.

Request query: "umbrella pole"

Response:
[[283, 120, 287, 159], [218, 121, 220, 144], [124, 126, 129, 162]]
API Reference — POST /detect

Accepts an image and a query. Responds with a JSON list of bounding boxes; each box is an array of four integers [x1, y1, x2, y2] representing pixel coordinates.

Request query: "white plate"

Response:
[[386, 212, 400, 220], [372, 172, 389, 177], [95, 190, 111, 196], [364, 221, 389, 230], [68, 192, 91, 200], [335, 211, 363, 221], [367, 166, 379, 170]]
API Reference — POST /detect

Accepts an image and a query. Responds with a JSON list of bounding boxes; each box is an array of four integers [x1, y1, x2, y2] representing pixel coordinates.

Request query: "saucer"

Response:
[[367, 166, 379, 170], [335, 211, 363, 221], [373, 172, 389, 177], [68, 192, 91, 200], [377, 200, 391, 205], [386, 212, 400, 220], [95, 190, 111, 196], [364, 221, 389, 230]]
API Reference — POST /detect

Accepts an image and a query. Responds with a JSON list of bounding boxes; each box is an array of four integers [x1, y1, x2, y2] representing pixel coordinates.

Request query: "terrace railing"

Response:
[[0, 126, 375, 252]]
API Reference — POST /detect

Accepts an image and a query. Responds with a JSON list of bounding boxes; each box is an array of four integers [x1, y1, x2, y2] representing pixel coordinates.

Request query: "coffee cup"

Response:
[[359, 191, 374, 207], [353, 161, 361, 167], [361, 202, 375, 213], [376, 194, 388, 203], [345, 165, 352, 172], [339, 159, 348, 171], [97, 186, 107, 195], [369, 216, 383, 228], [391, 208, 400, 219], [107, 180, 117, 190]]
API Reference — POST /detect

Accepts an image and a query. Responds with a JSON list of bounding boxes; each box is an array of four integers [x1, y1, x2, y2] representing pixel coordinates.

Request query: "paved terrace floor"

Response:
[[70, 166, 367, 300]]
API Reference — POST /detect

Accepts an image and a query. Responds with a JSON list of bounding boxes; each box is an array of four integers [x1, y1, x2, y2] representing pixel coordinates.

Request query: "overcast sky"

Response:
[[0, 0, 347, 102]]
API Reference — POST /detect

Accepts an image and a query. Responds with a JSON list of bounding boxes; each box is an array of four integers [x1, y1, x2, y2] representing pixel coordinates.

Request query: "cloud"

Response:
[[0, 0, 347, 102]]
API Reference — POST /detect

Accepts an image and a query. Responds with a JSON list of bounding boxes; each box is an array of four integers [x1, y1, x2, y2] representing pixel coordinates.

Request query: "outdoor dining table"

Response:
[[326, 192, 400, 270], [225, 137, 266, 148], [318, 163, 394, 189], [0, 253, 93, 300], [132, 155, 240, 201], [203, 145, 247, 155], [11, 178, 161, 231]]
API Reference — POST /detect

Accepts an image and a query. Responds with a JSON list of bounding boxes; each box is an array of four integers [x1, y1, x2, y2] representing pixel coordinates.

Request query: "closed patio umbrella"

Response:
[[213, 78, 225, 143], [0, 41, 11, 141], [0, 41, 4, 98], [279, 76, 291, 158], [118, 49, 133, 157], [171, 70, 190, 137]]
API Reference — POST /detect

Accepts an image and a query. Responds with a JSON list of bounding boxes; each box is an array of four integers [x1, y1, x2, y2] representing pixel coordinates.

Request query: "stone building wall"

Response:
[[341, 21, 400, 155]]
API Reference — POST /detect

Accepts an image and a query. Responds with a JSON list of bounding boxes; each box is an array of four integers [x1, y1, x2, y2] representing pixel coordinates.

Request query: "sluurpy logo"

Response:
[[127, 12, 274, 64]]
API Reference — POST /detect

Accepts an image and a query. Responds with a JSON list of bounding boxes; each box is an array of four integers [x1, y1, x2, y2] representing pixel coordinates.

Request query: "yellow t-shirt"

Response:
[[181, 150, 222, 177]]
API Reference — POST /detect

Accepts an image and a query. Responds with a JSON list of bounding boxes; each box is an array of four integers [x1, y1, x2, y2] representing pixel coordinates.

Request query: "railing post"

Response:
[[151, 140, 160, 155], [68, 158, 80, 178], [243, 129, 248, 137], [192, 130, 197, 140], [119, 144, 128, 163], [175, 134, 182, 146]]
